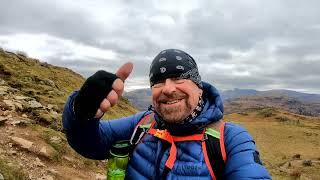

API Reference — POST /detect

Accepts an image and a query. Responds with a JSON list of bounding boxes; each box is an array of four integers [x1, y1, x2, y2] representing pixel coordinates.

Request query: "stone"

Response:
[[27, 100, 43, 109], [0, 117, 8, 126], [39, 146, 57, 159], [14, 95, 33, 101], [95, 173, 106, 180], [22, 114, 28, 118], [8, 150, 17, 155], [47, 104, 54, 110], [300, 174, 312, 180], [50, 136, 62, 144], [43, 79, 55, 87], [2, 111, 10, 116], [0, 172, 4, 180], [62, 156, 76, 163], [0, 86, 8, 96], [50, 110, 58, 115], [10, 119, 29, 126], [38, 175, 54, 180], [3, 100, 15, 110], [0, 79, 6, 85], [302, 160, 312, 166], [35, 157, 46, 167], [13, 102, 23, 111], [47, 169, 59, 176], [11, 136, 33, 150], [292, 154, 301, 159]]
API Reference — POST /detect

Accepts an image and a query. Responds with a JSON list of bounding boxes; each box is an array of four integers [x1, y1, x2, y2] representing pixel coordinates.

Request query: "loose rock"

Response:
[[27, 100, 43, 109], [11, 136, 33, 150], [0, 116, 8, 126], [39, 146, 57, 159], [95, 173, 106, 180]]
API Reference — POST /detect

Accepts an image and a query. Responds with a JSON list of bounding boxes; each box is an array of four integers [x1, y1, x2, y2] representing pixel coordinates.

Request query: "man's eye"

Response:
[[174, 79, 186, 84], [153, 81, 165, 88]]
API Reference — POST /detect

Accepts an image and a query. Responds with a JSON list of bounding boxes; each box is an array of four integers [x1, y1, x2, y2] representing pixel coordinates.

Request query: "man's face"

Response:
[[151, 78, 203, 123]]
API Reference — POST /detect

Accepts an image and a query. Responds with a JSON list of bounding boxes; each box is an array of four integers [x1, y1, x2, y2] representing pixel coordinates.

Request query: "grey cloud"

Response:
[[0, 0, 106, 44], [1, 0, 320, 93]]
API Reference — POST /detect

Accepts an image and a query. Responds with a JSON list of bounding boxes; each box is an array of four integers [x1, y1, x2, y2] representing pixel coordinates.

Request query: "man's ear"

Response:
[[199, 89, 203, 96]]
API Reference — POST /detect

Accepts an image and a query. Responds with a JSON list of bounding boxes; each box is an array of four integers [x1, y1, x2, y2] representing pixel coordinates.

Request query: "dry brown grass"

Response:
[[225, 110, 320, 179]]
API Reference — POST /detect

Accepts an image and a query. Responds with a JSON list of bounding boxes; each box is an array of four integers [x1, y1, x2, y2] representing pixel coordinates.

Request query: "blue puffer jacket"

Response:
[[63, 82, 271, 179]]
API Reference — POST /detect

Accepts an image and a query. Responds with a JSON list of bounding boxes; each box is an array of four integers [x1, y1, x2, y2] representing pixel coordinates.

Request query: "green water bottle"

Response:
[[107, 140, 130, 180]]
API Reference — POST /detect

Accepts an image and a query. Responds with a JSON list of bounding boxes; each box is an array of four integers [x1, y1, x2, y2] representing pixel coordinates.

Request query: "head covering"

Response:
[[149, 49, 202, 88]]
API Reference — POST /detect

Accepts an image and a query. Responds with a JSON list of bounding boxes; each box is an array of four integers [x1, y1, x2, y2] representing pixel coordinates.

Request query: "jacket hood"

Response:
[[154, 81, 224, 136]]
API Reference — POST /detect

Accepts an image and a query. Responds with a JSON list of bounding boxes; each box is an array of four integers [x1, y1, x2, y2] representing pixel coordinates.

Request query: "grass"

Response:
[[41, 127, 67, 161], [0, 50, 138, 129], [36, 125, 105, 171], [225, 109, 320, 179], [0, 158, 28, 180]]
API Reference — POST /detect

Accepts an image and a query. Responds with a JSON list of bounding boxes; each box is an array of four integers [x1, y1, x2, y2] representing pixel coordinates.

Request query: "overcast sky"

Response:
[[0, 0, 319, 93]]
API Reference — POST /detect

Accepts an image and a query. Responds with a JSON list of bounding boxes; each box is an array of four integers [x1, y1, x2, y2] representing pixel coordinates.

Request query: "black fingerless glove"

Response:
[[73, 70, 118, 120]]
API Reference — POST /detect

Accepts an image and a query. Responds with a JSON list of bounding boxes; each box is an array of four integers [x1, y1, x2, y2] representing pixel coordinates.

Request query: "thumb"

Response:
[[116, 62, 133, 81]]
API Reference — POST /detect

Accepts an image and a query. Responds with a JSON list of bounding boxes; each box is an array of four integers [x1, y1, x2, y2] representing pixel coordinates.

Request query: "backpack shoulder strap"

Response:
[[203, 120, 226, 180], [130, 113, 154, 145]]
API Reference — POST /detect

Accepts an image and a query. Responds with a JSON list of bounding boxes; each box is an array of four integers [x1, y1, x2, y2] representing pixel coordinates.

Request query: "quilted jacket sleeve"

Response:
[[62, 91, 145, 160], [224, 123, 271, 179]]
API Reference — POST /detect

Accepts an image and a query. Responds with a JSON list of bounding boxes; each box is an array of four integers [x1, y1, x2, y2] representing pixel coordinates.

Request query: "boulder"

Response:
[[50, 136, 62, 144], [0, 86, 8, 96], [3, 100, 15, 110], [47, 104, 59, 111], [39, 145, 57, 159], [10, 119, 30, 126], [14, 95, 34, 101], [27, 100, 43, 109], [11, 136, 33, 150]]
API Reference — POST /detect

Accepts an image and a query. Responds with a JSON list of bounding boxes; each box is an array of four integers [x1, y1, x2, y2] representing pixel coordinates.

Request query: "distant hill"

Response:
[[124, 87, 320, 116], [124, 88, 151, 110], [224, 96, 320, 116], [221, 88, 320, 103], [221, 88, 258, 100]]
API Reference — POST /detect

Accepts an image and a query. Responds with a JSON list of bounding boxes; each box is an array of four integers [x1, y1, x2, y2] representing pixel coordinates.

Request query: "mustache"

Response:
[[158, 92, 187, 102]]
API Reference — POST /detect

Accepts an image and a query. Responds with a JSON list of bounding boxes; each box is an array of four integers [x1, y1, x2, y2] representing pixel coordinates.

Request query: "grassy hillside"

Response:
[[0, 49, 137, 122], [0, 49, 138, 179], [225, 108, 320, 179]]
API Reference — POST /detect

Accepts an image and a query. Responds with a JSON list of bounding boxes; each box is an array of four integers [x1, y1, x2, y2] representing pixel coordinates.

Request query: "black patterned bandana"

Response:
[[149, 49, 202, 88]]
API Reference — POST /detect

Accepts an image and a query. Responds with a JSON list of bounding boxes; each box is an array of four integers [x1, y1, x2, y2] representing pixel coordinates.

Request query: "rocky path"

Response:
[[0, 80, 106, 180]]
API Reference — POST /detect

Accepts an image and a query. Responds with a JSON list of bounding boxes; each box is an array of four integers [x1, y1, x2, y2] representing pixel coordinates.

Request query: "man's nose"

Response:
[[162, 79, 176, 94]]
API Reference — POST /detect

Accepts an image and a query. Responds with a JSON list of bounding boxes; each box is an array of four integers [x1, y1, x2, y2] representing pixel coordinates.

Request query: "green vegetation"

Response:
[[226, 108, 320, 179], [256, 108, 277, 118], [41, 126, 67, 161], [0, 50, 138, 129], [0, 158, 28, 180]]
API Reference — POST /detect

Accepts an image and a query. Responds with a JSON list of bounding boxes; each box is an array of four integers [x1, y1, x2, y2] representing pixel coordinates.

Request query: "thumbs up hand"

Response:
[[73, 62, 133, 120]]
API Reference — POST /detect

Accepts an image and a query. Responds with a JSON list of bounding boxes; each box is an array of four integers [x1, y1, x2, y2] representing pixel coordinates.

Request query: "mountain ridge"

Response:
[[124, 88, 320, 117]]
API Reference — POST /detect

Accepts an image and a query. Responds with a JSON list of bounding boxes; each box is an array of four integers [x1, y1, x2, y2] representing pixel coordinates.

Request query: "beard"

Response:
[[154, 92, 193, 123]]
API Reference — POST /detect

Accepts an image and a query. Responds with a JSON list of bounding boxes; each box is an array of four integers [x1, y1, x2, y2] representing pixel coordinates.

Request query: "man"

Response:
[[63, 49, 271, 179]]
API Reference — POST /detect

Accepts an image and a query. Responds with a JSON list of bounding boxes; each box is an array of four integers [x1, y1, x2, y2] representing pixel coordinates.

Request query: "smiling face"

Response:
[[151, 78, 203, 123]]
